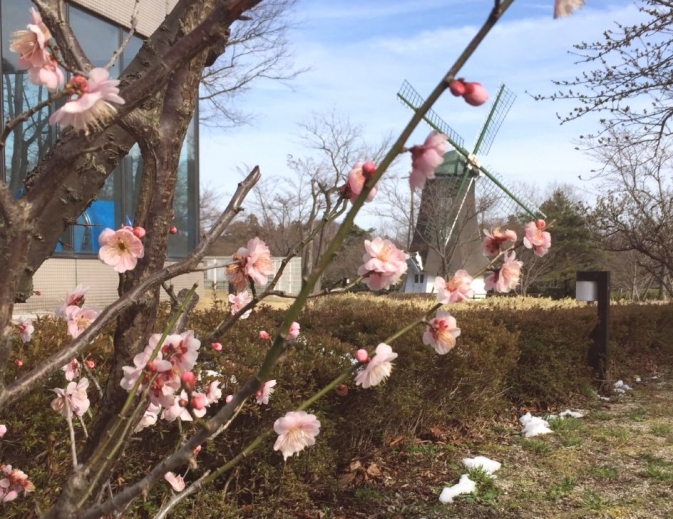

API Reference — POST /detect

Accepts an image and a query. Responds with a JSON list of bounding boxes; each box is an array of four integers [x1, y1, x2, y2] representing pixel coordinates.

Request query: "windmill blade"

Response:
[[397, 80, 466, 151], [472, 84, 516, 157], [475, 163, 546, 220]]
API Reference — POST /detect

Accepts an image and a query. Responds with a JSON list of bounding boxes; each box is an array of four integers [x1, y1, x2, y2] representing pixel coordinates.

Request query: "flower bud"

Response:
[[355, 349, 369, 363], [193, 445, 202, 456], [14, 359, 23, 367], [169, 225, 178, 235], [259, 330, 270, 340], [225, 395, 234, 403], [191, 393, 207, 410], [85, 360, 95, 369], [181, 371, 196, 391], [133, 226, 146, 238], [463, 82, 489, 107], [449, 80, 466, 97], [362, 161, 376, 178], [535, 219, 546, 229], [34, 290, 42, 296], [211, 342, 223, 352], [336, 383, 349, 397]]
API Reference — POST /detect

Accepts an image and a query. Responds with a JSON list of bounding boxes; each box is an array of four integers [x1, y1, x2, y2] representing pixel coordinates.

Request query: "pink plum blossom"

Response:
[[164, 472, 185, 492], [120, 342, 172, 394], [65, 306, 98, 339], [423, 312, 461, 354], [554, 0, 584, 18], [0, 464, 34, 502], [228, 290, 252, 319], [27, 56, 64, 91], [49, 68, 125, 131], [162, 391, 206, 421], [98, 227, 144, 273], [355, 343, 398, 389], [409, 131, 448, 190], [10, 8, 50, 68], [0, 425, 6, 438], [256, 380, 277, 405], [205, 381, 222, 405], [225, 394, 234, 403], [56, 284, 89, 317], [211, 342, 223, 352], [485, 251, 523, 293], [288, 321, 300, 340], [191, 393, 207, 411], [273, 411, 321, 460], [51, 378, 90, 417], [61, 358, 81, 381], [259, 330, 270, 340], [435, 270, 474, 304], [345, 162, 377, 203], [482, 227, 517, 257], [134, 403, 160, 433], [523, 220, 552, 257], [226, 237, 274, 290], [158, 330, 201, 373], [17, 317, 33, 343], [357, 237, 409, 291]]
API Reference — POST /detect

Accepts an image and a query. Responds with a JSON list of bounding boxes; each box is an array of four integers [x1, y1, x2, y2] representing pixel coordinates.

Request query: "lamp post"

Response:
[[576, 271, 610, 380]]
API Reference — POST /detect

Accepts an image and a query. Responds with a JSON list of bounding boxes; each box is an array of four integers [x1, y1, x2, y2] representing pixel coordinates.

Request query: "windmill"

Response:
[[396, 80, 545, 295]]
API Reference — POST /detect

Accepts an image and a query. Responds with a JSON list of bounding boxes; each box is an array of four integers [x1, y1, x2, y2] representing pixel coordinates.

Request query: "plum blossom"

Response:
[[164, 472, 185, 492], [423, 312, 461, 355], [228, 290, 252, 319], [0, 465, 34, 502], [51, 378, 90, 417], [17, 317, 33, 343], [10, 8, 63, 91], [259, 330, 270, 340], [98, 227, 144, 273], [55, 284, 88, 317], [134, 403, 160, 433], [120, 342, 172, 394], [162, 391, 206, 421], [49, 68, 125, 131], [482, 227, 517, 257], [158, 331, 201, 373], [355, 343, 398, 389], [65, 306, 98, 339], [273, 411, 321, 460], [61, 358, 81, 381], [523, 220, 552, 257], [435, 270, 474, 304], [485, 251, 523, 293], [0, 425, 6, 438], [409, 131, 447, 190], [226, 237, 274, 291], [205, 381, 222, 405], [256, 380, 277, 405], [344, 162, 377, 203], [357, 237, 409, 291], [211, 342, 223, 351], [288, 322, 300, 340], [554, 0, 584, 18]]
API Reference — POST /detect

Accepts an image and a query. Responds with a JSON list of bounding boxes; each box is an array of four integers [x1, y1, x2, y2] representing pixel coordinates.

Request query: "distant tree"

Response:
[[540, 0, 673, 148]]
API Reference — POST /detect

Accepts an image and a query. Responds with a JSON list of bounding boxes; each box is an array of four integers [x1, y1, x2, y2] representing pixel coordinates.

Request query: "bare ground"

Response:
[[308, 374, 673, 519]]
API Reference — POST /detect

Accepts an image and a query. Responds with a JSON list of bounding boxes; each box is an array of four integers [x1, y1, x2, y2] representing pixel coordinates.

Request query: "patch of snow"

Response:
[[614, 380, 632, 391], [438, 474, 477, 504], [635, 376, 642, 383], [462, 456, 501, 476], [519, 412, 553, 437], [559, 410, 584, 419], [197, 369, 222, 381], [599, 396, 611, 401]]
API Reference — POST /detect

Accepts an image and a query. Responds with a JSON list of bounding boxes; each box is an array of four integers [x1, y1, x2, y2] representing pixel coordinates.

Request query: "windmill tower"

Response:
[[396, 81, 545, 295]]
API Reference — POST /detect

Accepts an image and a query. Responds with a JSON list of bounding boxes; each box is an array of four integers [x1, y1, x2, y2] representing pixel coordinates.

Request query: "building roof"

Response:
[[70, 0, 179, 37]]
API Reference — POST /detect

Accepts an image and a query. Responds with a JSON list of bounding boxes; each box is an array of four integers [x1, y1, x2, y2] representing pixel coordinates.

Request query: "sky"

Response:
[[198, 0, 640, 228]]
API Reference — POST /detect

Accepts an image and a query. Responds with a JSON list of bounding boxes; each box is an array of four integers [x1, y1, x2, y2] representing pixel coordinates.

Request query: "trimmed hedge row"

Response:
[[2, 297, 672, 517]]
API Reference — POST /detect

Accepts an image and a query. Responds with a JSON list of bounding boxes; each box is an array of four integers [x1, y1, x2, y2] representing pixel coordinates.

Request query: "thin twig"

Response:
[[63, 397, 78, 469], [105, 0, 141, 70]]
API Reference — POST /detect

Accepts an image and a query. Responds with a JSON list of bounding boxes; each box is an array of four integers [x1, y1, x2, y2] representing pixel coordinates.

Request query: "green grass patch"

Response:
[[641, 455, 673, 482], [650, 423, 672, 437], [589, 465, 618, 479], [522, 438, 553, 455], [545, 476, 576, 501]]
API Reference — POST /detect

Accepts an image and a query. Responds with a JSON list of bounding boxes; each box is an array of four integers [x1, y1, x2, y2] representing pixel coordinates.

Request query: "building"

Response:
[[1, 0, 202, 314], [403, 150, 488, 297]]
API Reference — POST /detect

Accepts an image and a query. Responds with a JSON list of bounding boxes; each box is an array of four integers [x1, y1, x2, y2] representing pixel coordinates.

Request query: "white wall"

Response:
[[204, 256, 302, 296]]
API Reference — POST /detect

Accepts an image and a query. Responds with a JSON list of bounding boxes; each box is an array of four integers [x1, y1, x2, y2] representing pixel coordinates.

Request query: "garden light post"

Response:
[[576, 271, 611, 380]]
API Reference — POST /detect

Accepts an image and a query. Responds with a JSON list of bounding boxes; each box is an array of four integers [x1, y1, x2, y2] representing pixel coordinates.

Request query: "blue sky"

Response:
[[199, 0, 639, 227]]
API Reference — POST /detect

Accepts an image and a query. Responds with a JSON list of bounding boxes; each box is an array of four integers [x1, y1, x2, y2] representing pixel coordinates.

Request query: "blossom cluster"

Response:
[[226, 237, 275, 292]]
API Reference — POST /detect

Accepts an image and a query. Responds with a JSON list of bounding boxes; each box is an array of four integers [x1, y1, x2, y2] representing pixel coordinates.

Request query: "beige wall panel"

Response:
[[69, 0, 180, 37]]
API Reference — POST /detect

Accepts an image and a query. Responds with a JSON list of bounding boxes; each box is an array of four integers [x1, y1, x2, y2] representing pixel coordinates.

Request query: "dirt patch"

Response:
[[315, 375, 673, 519]]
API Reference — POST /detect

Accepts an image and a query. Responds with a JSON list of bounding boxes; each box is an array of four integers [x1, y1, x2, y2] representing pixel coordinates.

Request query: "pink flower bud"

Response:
[[463, 82, 489, 107], [362, 161, 376, 178], [34, 290, 42, 296], [85, 360, 95, 369], [181, 371, 196, 391], [449, 80, 466, 97], [535, 219, 546, 229], [211, 342, 223, 352], [336, 383, 349, 397], [191, 393, 207, 410], [259, 330, 270, 340], [355, 349, 369, 363], [193, 445, 202, 456], [225, 394, 234, 403], [169, 225, 178, 235], [14, 359, 23, 367], [133, 226, 146, 239]]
